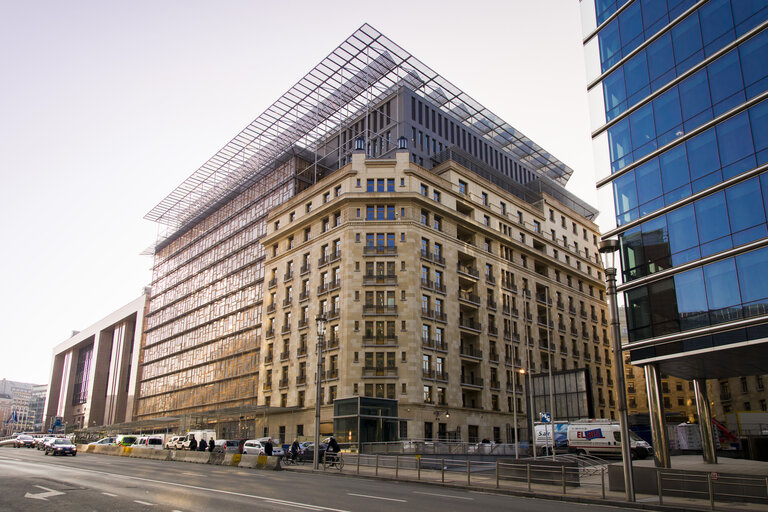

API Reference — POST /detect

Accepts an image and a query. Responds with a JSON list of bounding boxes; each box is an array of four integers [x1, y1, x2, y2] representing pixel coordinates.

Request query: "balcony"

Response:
[[568, 306, 577, 316], [265, 328, 275, 339], [559, 345, 568, 355], [327, 307, 340, 320], [318, 250, 342, 267], [363, 305, 398, 316], [558, 323, 566, 333], [580, 310, 588, 319], [487, 299, 497, 311], [284, 271, 294, 282], [488, 325, 499, 337], [522, 289, 531, 299], [282, 297, 292, 308], [299, 291, 309, 302], [280, 351, 290, 361], [300, 264, 311, 275], [363, 245, 397, 256], [593, 333, 601, 342], [535, 293, 552, 305], [488, 351, 500, 363], [364, 274, 398, 285], [268, 278, 277, 289], [501, 279, 518, 293], [458, 291, 481, 306], [264, 353, 274, 364], [262, 382, 272, 391], [457, 264, 479, 279], [459, 346, 483, 360], [458, 319, 482, 332], [489, 380, 501, 390], [601, 317, 609, 326], [279, 378, 289, 389], [325, 368, 339, 380], [360, 332, 398, 347], [420, 249, 433, 261], [460, 375, 484, 388], [556, 301, 565, 310], [281, 325, 291, 335], [486, 274, 496, 285], [591, 313, 599, 323], [297, 346, 307, 357], [570, 327, 579, 337], [582, 331, 590, 340], [433, 282, 446, 293], [266, 303, 276, 314], [434, 340, 447, 351], [421, 278, 433, 290], [296, 375, 306, 385], [362, 366, 398, 377], [432, 253, 446, 266], [298, 319, 308, 329]]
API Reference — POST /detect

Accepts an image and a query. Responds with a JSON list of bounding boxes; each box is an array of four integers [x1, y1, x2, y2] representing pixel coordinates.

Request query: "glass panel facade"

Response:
[[625, 246, 768, 341]]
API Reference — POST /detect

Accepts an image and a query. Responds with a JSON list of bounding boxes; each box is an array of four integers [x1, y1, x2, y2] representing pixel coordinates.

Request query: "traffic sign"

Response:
[[540, 412, 551, 423]]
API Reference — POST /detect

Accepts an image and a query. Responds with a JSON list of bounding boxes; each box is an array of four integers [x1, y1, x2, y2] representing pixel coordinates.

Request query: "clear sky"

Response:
[[0, 0, 596, 385]]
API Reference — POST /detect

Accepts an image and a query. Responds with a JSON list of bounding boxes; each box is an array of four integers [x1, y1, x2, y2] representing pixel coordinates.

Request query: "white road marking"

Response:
[[9, 459, 350, 512], [347, 493, 407, 502], [413, 491, 473, 500], [24, 485, 65, 501], [102, 492, 118, 497], [135, 500, 155, 505]]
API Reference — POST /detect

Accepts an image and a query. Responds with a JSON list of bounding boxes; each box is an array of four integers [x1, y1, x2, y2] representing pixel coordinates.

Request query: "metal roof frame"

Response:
[[145, 23, 574, 231]]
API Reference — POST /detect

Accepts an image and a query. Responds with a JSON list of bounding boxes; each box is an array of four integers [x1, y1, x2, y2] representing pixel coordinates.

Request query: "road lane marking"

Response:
[[347, 493, 406, 502], [413, 491, 473, 500], [8, 459, 350, 512], [25, 485, 65, 501], [135, 500, 155, 506], [102, 492, 118, 497]]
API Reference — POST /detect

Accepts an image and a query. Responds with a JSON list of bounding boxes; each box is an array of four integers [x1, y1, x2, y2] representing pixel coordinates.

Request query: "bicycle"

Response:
[[322, 451, 344, 470]]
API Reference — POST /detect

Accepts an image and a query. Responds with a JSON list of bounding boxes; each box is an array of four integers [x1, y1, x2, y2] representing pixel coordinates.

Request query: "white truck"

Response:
[[567, 420, 652, 459]]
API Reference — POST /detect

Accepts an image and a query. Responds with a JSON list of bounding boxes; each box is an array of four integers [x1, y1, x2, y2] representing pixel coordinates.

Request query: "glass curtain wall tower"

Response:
[[581, 0, 768, 466]]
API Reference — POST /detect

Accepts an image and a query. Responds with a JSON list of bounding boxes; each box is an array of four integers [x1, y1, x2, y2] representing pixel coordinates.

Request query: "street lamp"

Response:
[[598, 238, 635, 502], [313, 314, 326, 470]]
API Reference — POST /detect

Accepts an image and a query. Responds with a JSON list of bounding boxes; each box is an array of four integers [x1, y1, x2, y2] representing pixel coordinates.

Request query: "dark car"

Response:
[[300, 442, 328, 461], [45, 438, 77, 456], [14, 435, 35, 448]]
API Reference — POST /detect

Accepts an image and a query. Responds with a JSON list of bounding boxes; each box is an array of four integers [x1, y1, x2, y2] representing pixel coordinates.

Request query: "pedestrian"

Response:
[[188, 435, 197, 451], [289, 439, 300, 462], [264, 438, 273, 456], [208, 436, 215, 452], [199, 438, 208, 451]]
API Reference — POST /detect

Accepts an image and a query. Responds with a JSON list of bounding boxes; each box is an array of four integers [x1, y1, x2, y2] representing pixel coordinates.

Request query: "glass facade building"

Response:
[[582, 0, 768, 465]]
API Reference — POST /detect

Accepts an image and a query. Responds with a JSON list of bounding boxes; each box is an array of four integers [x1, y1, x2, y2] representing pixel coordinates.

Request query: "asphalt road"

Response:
[[0, 447, 632, 511]]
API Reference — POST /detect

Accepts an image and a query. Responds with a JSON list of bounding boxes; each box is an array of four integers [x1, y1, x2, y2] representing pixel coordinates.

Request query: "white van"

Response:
[[135, 435, 165, 449], [567, 420, 652, 459], [181, 430, 217, 450]]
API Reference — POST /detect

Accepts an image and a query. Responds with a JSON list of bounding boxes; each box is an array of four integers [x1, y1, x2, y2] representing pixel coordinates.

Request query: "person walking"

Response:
[[264, 438, 273, 456], [198, 438, 208, 451], [208, 436, 216, 452], [188, 435, 197, 451]]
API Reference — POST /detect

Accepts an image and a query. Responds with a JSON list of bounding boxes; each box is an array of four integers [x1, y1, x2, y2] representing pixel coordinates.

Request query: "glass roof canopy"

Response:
[[145, 23, 575, 232]]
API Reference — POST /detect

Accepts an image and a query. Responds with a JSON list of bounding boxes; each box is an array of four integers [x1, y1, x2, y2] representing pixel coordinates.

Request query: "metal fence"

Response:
[[314, 452, 768, 510]]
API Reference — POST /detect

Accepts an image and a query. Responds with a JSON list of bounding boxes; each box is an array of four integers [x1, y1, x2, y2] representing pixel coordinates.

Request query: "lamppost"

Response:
[[313, 314, 326, 470], [598, 238, 635, 502]]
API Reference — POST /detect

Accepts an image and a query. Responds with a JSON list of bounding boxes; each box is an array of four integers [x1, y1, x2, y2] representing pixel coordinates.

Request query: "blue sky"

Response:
[[0, 0, 596, 384]]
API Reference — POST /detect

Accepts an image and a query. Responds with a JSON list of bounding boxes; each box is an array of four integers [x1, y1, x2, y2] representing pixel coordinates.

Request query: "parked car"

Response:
[[88, 437, 116, 446], [45, 438, 77, 456], [14, 435, 35, 448], [135, 435, 164, 449], [242, 438, 283, 456], [115, 435, 138, 447], [217, 439, 245, 453], [165, 435, 185, 450], [180, 430, 216, 450], [299, 441, 327, 461]]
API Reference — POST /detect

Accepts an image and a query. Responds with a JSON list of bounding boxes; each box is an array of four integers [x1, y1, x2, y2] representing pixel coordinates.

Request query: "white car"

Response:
[[88, 437, 116, 446], [165, 435, 185, 450], [242, 439, 283, 456]]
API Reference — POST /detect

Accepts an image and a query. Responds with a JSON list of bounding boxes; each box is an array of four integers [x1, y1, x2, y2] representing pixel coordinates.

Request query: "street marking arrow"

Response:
[[24, 485, 65, 500]]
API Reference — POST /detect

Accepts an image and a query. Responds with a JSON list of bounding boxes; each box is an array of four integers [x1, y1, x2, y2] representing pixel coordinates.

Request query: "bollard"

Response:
[[496, 460, 500, 489], [357, 452, 360, 474], [527, 463, 531, 492], [562, 466, 566, 495], [417, 456, 421, 480], [708, 473, 714, 511], [601, 467, 605, 499], [442, 458, 445, 483], [467, 459, 471, 486], [395, 455, 399, 479], [657, 471, 663, 505], [375, 454, 379, 476]]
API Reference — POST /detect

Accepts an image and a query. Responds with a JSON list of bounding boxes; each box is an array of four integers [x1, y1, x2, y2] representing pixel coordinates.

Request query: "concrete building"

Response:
[[44, 293, 148, 432], [581, 1, 768, 464], [138, 24, 611, 442], [0, 379, 39, 435]]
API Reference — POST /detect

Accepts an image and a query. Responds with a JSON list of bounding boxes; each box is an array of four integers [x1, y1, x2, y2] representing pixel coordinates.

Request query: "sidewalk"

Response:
[[284, 455, 768, 512]]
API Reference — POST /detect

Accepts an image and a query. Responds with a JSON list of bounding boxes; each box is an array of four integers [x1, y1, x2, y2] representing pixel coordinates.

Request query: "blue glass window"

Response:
[[699, 0, 736, 56], [667, 204, 698, 255], [647, 33, 676, 90], [740, 29, 768, 98], [678, 68, 712, 130], [674, 267, 709, 330], [629, 103, 656, 153], [726, 177, 766, 243], [659, 144, 690, 195], [686, 129, 720, 182], [695, 191, 730, 243], [716, 112, 755, 179], [672, 13, 703, 73], [708, 49, 745, 115], [703, 258, 741, 320], [736, 246, 768, 303], [653, 87, 683, 145], [614, 170, 638, 224], [635, 159, 663, 214], [752, 101, 768, 164]]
